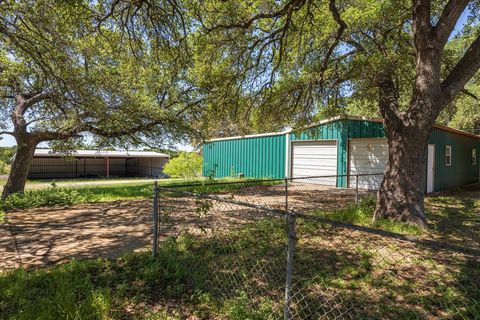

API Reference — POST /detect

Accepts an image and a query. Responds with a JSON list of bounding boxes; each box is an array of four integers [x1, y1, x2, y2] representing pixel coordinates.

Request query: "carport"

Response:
[[27, 149, 170, 179]]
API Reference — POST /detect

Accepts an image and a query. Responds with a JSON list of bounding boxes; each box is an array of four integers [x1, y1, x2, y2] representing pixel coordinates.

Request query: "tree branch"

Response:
[[24, 92, 51, 108], [0, 131, 14, 136], [319, 0, 347, 79], [441, 34, 480, 104], [85, 121, 163, 138], [378, 70, 403, 127], [412, 0, 433, 51], [203, 0, 307, 32], [461, 88, 479, 100], [434, 0, 469, 48], [32, 128, 81, 142]]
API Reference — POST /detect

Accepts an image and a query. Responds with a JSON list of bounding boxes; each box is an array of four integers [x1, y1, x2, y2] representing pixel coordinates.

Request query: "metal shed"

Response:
[[28, 149, 170, 179], [202, 117, 480, 193]]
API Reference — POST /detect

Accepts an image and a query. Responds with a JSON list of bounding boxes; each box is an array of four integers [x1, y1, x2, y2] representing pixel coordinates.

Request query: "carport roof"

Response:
[[33, 149, 170, 158]]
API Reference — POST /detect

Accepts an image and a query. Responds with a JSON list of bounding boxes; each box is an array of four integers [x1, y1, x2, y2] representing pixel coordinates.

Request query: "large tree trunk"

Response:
[[373, 65, 436, 229], [373, 124, 431, 229], [1, 137, 37, 200]]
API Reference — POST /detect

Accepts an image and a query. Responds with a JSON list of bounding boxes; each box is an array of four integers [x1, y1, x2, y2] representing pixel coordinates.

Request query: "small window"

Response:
[[472, 149, 477, 165], [445, 145, 452, 166]]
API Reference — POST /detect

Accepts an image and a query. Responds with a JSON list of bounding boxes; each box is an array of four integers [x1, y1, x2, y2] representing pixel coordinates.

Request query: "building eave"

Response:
[[32, 149, 170, 158], [204, 116, 480, 143]]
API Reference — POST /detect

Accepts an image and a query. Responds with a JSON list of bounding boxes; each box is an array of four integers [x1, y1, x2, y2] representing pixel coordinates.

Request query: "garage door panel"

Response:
[[293, 159, 337, 166], [349, 139, 387, 189], [292, 141, 337, 186]]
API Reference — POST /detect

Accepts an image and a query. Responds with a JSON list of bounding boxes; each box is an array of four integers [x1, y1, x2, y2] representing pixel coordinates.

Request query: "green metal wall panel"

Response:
[[427, 128, 479, 192], [202, 118, 479, 192], [202, 134, 286, 179]]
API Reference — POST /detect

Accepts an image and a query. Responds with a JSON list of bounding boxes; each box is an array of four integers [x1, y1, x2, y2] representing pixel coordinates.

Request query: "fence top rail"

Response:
[[156, 173, 385, 189], [288, 173, 384, 180], [158, 186, 287, 217], [157, 178, 283, 189]]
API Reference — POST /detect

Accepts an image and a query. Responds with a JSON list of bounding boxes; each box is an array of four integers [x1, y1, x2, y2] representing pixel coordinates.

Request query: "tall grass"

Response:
[[0, 178, 277, 211], [313, 196, 423, 236]]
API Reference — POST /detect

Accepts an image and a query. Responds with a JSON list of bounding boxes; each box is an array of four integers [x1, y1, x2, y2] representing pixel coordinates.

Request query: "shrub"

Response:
[[0, 160, 7, 174], [163, 152, 202, 179], [0, 187, 95, 212]]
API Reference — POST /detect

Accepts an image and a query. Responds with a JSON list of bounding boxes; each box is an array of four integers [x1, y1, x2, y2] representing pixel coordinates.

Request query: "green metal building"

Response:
[[202, 117, 480, 193]]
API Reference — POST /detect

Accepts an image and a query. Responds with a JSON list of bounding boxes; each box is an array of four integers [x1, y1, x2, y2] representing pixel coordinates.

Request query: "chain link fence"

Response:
[[151, 175, 480, 319]]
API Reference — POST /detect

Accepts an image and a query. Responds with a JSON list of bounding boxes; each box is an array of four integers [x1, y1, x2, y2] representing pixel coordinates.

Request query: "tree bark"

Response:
[[1, 136, 37, 199], [373, 123, 430, 229]]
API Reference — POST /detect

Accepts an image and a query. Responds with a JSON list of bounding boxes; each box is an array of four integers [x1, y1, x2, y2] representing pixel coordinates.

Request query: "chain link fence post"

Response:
[[283, 195, 296, 319], [355, 174, 359, 205], [152, 181, 159, 257], [284, 177, 288, 212]]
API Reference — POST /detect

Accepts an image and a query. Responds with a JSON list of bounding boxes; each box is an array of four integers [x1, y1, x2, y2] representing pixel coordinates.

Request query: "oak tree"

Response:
[[190, 0, 480, 228], [0, 0, 198, 198]]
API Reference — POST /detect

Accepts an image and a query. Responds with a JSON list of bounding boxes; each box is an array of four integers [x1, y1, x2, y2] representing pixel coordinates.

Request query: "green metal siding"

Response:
[[291, 119, 385, 187], [427, 128, 479, 192], [202, 134, 286, 179], [202, 118, 479, 192]]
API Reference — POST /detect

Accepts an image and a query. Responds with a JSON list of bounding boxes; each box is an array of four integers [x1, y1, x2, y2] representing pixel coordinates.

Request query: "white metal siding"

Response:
[[291, 141, 337, 186], [348, 138, 388, 189]]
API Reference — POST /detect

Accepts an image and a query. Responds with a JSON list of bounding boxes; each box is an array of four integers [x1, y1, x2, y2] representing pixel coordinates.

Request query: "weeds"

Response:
[[0, 178, 266, 212], [313, 196, 423, 236], [0, 188, 94, 212]]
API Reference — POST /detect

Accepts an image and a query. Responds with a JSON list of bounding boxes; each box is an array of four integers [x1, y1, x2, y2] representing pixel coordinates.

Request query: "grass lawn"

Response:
[[1, 188, 479, 319], [0, 178, 280, 212], [1, 217, 478, 319]]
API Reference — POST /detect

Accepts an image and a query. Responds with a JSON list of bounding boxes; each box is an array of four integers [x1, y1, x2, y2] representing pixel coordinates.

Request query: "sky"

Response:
[[0, 8, 472, 150]]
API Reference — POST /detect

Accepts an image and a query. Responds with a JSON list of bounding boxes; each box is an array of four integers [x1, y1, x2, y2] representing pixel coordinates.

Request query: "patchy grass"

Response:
[[1, 184, 478, 318], [1, 216, 478, 319], [313, 196, 423, 236], [0, 220, 286, 320], [425, 186, 480, 248]]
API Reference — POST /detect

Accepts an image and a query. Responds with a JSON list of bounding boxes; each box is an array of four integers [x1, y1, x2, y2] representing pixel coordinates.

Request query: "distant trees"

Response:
[[0, 161, 7, 175], [0, 147, 15, 175], [163, 152, 203, 179]]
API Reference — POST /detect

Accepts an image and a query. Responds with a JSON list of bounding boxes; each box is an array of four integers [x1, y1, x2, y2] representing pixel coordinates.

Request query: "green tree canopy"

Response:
[[183, 0, 480, 227], [163, 152, 202, 179], [0, 0, 201, 197]]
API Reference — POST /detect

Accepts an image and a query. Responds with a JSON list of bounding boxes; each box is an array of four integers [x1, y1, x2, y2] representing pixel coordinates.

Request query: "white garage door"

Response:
[[291, 141, 337, 186], [348, 138, 388, 189]]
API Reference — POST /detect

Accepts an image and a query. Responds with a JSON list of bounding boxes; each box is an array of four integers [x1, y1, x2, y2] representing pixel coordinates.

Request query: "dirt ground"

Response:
[[1, 184, 478, 269], [0, 184, 363, 269], [0, 200, 153, 269]]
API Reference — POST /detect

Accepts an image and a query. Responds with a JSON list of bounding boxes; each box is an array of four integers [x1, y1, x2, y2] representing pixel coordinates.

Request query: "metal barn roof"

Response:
[[33, 149, 170, 158], [206, 116, 480, 142]]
